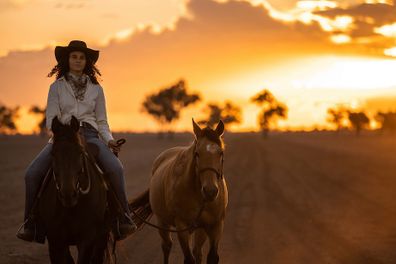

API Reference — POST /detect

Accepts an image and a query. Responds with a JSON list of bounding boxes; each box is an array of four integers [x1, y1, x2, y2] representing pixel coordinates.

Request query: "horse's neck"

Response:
[[177, 141, 198, 187]]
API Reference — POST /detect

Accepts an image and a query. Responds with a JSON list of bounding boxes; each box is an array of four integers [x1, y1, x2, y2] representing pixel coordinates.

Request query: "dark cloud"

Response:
[[315, 2, 396, 40], [0, 1, 16, 10], [0, 48, 53, 106], [0, 0, 31, 12], [317, 2, 396, 25]]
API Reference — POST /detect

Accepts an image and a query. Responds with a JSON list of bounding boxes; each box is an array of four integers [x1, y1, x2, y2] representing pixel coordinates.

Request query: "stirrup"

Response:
[[112, 213, 137, 240], [16, 217, 45, 244]]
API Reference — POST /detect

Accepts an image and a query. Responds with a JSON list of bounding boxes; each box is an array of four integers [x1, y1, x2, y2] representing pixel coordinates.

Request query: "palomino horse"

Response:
[[130, 120, 228, 264], [37, 116, 112, 263]]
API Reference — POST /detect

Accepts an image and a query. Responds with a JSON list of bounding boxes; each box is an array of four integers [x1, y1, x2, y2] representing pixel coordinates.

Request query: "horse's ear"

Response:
[[51, 116, 61, 134], [70, 116, 80, 132], [192, 118, 202, 138], [215, 120, 224, 136]]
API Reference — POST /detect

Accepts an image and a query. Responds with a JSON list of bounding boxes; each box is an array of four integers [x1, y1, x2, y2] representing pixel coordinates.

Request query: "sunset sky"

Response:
[[1, 0, 396, 133]]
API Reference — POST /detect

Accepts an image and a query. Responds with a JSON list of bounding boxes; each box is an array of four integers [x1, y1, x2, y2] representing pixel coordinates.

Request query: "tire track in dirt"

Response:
[[253, 134, 396, 264], [225, 137, 257, 247], [221, 134, 270, 263]]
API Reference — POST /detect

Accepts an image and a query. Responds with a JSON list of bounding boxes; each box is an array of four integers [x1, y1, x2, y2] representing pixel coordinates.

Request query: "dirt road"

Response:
[[2, 132, 396, 263]]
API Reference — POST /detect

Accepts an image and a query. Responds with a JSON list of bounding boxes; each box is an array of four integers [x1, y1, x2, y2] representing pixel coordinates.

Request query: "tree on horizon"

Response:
[[0, 104, 19, 134], [327, 106, 348, 132], [29, 105, 47, 136], [199, 101, 242, 129], [251, 89, 287, 137], [141, 79, 201, 136], [348, 111, 370, 136], [375, 111, 396, 133]]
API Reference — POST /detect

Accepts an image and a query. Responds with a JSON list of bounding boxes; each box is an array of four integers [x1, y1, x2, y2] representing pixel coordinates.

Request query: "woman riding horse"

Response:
[[17, 40, 136, 242]]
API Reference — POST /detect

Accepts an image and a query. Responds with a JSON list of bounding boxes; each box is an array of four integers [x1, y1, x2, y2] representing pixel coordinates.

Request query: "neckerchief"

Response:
[[67, 72, 88, 101]]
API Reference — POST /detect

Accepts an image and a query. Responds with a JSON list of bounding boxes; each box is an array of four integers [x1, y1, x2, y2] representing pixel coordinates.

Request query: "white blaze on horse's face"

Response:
[[206, 143, 219, 154], [197, 139, 222, 201]]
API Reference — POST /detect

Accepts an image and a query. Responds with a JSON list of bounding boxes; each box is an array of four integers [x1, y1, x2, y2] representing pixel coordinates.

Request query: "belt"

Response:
[[80, 121, 96, 130]]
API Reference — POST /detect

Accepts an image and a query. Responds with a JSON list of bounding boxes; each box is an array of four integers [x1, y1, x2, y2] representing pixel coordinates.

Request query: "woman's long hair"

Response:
[[47, 52, 101, 84]]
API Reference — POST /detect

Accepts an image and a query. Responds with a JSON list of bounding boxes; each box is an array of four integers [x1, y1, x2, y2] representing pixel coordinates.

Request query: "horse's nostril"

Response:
[[203, 187, 218, 199]]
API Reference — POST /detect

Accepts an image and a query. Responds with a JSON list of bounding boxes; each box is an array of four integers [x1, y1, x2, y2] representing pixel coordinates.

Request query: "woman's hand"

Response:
[[108, 139, 121, 153]]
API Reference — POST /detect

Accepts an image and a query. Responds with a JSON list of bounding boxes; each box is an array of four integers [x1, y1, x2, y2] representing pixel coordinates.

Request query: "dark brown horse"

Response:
[[37, 116, 113, 264], [130, 120, 228, 264]]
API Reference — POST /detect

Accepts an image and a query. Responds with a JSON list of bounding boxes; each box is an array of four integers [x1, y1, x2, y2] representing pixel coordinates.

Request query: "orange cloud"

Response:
[[0, 0, 32, 10]]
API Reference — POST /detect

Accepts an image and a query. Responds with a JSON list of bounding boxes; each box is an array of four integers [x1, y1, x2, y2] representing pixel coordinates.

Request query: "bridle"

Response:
[[193, 143, 224, 180], [53, 150, 91, 196]]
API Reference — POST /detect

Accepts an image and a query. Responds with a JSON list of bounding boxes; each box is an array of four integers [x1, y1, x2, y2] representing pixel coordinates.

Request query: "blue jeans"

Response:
[[24, 127, 130, 220]]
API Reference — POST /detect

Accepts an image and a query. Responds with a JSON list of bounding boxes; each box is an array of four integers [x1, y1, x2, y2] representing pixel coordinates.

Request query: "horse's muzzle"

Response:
[[59, 190, 79, 208], [202, 186, 219, 201]]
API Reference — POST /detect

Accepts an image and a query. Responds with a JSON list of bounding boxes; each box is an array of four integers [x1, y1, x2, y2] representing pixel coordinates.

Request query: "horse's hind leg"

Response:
[[193, 228, 207, 264], [206, 221, 224, 264], [48, 241, 74, 264], [158, 227, 172, 264]]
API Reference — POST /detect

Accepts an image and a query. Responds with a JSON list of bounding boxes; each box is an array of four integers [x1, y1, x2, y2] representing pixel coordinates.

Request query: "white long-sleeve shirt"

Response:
[[46, 76, 114, 143]]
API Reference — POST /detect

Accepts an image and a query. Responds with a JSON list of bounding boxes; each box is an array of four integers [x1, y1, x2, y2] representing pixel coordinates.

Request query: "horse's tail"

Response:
[[128, 189, 152, 230]]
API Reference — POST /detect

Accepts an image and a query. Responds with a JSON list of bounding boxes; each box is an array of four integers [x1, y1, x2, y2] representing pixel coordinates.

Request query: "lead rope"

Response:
[[131, 202, 206, 233], [107, 174, 206, 234]]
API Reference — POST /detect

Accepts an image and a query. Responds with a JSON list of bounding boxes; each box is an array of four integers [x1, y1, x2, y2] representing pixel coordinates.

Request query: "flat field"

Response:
[[1, 132, 396, 263]]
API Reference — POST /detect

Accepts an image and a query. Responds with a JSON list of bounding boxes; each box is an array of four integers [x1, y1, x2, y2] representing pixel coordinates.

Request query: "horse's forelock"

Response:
[[53, 126, 83, 149], [200, 127, 224, 149]]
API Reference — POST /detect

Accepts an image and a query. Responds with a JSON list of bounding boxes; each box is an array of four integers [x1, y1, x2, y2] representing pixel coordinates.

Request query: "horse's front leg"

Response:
[[175, 220, 195, 264], [91, 232, 109, 264], [206, 220, 224, 264], [193, 228, 207, 264], [158, 220, 173, 264], [48, 239, 74, 264], [77, 241, 95, 264]]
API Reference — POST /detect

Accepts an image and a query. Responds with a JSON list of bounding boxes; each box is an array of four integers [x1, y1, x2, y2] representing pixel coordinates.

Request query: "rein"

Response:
[[52, 150, 92, 196], [78, 153, 91, 194]]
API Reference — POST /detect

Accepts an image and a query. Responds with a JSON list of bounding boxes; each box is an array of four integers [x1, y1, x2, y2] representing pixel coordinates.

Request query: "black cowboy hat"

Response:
[[55, 40, 99, 64]]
